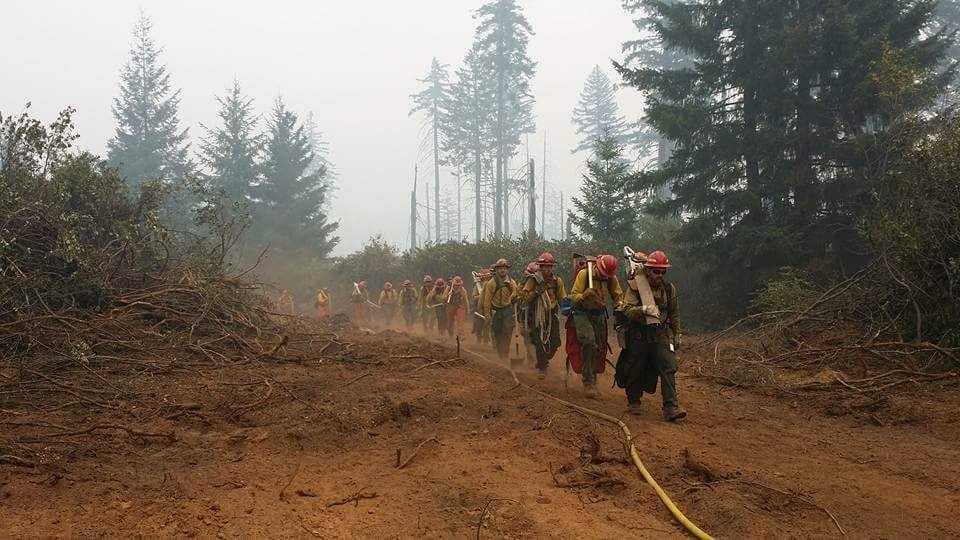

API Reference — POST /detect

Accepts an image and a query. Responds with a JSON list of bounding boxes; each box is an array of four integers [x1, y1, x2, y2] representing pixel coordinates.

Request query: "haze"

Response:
[[1, 0, 642, 254]]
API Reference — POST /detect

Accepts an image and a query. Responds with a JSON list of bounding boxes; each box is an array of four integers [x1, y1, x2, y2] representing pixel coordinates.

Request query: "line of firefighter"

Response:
[[340, 249, 686, 423]]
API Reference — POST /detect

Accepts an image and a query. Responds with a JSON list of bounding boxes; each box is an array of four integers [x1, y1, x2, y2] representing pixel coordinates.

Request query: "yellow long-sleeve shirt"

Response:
[[569, 268, 623, 311], [518, 274, 567, 310], [379, 289, 398, 306], [398, 287, 419, 305], [447, 286, 470, 308], [425, 286, 449, 306], [418, 286, 432, 309], [480, 275, 517, 317]]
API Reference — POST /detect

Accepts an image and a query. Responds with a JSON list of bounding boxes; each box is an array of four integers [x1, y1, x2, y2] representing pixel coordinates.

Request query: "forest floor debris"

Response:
[[2, 317, 959, 537]]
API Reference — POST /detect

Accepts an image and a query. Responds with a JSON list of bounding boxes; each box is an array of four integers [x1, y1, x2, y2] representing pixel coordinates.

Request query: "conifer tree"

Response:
[[446, 45, 496, 242], [410, 58, 452, 242], [107, 12, 191, 190], [474, 0, 537, 236], [616, 0, 954, 306], [252, 98, 339, 258], [569, 135, 634, 247], [571, 65, 629, 154], [199, 80, 260, 203]]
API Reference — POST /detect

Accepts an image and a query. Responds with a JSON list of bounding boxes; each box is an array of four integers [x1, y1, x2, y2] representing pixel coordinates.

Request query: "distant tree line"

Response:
[[410, 0, 538, 244], [106, 13, 339, 266]]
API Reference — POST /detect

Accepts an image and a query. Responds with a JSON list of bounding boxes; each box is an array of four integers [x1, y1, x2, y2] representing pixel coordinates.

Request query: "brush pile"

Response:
[[0, 107, 332, 468], [690, 261, 959, 397]]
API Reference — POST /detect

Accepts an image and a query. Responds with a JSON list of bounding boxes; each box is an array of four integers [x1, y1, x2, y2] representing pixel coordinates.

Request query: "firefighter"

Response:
[[350, 281, 370, 325], [398, 280, 419, 329], [419, 275, 434, 332], [616, 250, 687, 421], [378, 282, 398, 326], [472, 270, 492, 344], [481, 258, 518, 361], [446, 276, 471, 339], [569, 255, 624, 397], [315, 288, 331, 320], [425, 277, 449, 338], [519, 252, 566, 379], [518, 261, 541, 369]]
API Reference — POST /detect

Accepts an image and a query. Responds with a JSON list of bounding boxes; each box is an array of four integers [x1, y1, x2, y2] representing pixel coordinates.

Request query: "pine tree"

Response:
[[571, 65, 629, 154], [446, 45, 496, 242], [615, 0, 954, 307], [474, 0, 537, 236], [252, 98, 339, 258], [410, 58, 452, 243], [199, 80, 260, 203], [569, 135, 635, 247], [107, 12, 191, 190]]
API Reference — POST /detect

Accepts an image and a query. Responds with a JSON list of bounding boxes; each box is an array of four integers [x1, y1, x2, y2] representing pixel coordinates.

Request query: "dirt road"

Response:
[[2, 326, 958, 538]]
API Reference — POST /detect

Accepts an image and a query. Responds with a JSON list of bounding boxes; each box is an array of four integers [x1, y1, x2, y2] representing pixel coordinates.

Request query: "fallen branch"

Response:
[[397, 436, 439, 469], [737, 479, 846, 536], [476, 498, 519, 540], [326, 491, 378, 507], [0, 454, 37, 468], [343, 372, 372, 387], [412, 358, 461, 373]]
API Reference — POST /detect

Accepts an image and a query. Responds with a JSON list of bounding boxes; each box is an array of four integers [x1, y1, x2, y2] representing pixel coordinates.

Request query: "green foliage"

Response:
[[615, 0, 955, 314], [569, 135, 635, 247], [1, 106, 254, 323], [199, 80, 261, 203], [862, 115, 960, 344], [251, 98, 339, 260], [751, 268, 816, 314], [107, 12, 192, 190]]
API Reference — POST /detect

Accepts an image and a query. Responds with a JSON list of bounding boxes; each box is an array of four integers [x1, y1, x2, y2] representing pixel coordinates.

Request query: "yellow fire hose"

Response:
[[461, 347, 713, 539]]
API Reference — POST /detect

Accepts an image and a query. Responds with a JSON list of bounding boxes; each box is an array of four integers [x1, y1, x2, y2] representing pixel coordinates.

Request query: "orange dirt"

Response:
[[2, 324, 959, 538]]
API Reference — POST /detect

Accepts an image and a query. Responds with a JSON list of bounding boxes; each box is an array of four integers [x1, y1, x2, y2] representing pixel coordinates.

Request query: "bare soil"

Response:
[[2, 322, 959, 538]]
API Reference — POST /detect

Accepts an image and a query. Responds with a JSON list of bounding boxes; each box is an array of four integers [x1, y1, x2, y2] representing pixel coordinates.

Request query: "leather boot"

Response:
[[662, 405, 687, 422]]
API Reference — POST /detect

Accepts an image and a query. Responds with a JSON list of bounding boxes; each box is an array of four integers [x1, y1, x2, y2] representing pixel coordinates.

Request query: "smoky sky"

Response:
[[1, 0, 643, 254]]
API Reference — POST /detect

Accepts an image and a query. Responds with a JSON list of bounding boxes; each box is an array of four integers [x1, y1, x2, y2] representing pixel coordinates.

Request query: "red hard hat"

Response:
[[536, 252, 556, 266], [645, 250, 671, 269], [452, 276, 464, 286], [384, 282, 393, 290], [524, 262, 539, 276], [493, 258, 511, 268], [595, 254, 619, 278], [423, 275, 433, 283], [434, 278, 446, 288]]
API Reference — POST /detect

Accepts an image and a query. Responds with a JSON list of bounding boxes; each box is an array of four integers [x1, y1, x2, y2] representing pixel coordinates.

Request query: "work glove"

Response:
[[641, 305, 659, 317], [625, 306, 645, 321], [533, 271, 545, 285], [581, 288, 598, 304]]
